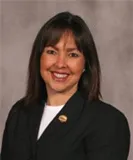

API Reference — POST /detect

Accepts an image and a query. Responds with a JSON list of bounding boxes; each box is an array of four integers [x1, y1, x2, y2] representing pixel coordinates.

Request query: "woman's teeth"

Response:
[[51, 72, 69, 82], [53, 72, 68, 78]]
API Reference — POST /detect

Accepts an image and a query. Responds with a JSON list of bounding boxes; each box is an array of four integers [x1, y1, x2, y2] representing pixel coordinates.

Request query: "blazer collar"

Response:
[[29, 91, 86, 156]]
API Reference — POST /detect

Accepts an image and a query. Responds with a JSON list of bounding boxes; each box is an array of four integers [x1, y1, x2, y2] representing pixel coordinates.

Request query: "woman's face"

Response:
[[40, 32, 85, 95]]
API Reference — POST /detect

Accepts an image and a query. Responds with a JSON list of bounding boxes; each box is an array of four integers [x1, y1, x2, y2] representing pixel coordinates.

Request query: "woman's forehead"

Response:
[[57, 33, 77, 47]]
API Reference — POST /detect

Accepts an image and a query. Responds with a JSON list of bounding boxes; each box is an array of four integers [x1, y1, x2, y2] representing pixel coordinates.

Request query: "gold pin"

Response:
[[58, 115, 67, 123]]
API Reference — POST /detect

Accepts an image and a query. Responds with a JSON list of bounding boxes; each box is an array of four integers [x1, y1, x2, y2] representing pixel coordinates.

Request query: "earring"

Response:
[[82, 69, 85, 73]]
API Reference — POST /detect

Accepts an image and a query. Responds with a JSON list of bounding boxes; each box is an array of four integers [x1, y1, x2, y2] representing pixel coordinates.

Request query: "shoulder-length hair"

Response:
[[25, 11, 101, 105]]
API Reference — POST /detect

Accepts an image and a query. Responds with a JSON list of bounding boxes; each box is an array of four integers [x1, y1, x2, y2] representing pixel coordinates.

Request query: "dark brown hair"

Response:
[[25, 11, 101, 105]]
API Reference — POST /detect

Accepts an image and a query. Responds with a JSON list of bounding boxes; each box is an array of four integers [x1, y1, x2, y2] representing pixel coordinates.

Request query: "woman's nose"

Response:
[[55, 54, 67, 68]]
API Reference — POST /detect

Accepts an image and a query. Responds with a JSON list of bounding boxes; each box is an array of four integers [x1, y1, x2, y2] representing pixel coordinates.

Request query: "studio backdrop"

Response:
[[0, 1, 133, 159]]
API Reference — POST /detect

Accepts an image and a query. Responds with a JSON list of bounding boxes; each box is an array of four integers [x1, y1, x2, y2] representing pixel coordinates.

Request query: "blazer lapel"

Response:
[[29, 91, 86, 156], [37, 91, 86, 142], [28, 101, 44, 158]]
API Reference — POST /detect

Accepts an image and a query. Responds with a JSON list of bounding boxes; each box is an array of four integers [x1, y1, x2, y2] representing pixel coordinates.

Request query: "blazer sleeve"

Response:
[[1, 100, 22, 160], [84, 104, 130, 160]]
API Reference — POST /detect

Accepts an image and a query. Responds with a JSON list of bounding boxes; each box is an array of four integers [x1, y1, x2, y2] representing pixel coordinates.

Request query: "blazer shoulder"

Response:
[[82, 100, 130, 159], [83, 100, 130, 144], [6, 98, 26, 124], [85, 99, 129, 124]]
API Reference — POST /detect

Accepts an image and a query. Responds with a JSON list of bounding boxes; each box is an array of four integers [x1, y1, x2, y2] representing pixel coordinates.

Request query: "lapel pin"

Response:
[[58, 115, 67, 123]]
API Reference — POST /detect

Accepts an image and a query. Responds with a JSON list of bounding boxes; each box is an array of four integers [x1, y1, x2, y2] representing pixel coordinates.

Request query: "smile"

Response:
[[51, 72, 69, 82]]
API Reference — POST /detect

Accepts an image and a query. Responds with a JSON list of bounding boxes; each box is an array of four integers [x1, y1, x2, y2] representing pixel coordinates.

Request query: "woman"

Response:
[[1, 12, 130, 160]]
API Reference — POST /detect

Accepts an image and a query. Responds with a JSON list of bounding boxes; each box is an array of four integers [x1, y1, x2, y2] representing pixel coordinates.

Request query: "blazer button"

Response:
[[58, 115, 67, 123]]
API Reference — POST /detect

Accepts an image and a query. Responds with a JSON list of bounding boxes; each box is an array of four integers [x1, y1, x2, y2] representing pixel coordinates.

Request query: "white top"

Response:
[[37, 103, 64, 139]]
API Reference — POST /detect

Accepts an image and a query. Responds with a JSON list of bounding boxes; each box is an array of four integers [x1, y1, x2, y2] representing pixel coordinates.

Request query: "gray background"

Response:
[[0, 0, 133, 159]]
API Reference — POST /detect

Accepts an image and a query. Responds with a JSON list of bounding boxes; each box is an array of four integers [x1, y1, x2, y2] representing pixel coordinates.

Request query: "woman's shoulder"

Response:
[[82, 100, 130, 158], [8, 97, 38, 115], [6, 98, 30, 125], [84, 99, 129, 124], [6, 98, 43, 124], [82, 99, 130, 141], [4, 98, 42, 136]]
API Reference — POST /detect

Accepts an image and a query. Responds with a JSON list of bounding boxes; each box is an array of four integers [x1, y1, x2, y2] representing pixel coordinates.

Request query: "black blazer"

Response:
[[1, 91, 130, 160]]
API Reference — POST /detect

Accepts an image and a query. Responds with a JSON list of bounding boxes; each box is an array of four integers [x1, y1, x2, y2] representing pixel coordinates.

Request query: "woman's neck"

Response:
[[46, 90, 77, 106]]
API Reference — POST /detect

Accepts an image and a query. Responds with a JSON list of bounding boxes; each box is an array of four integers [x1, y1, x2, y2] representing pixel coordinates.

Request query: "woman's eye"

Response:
[[46, 50, 56, 55], [69, 53, 79, 57]]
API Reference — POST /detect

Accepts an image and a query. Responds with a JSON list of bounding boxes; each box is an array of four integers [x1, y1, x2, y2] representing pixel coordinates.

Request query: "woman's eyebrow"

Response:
[[45, 46, 59, 51], [66, 48, 78, 52]]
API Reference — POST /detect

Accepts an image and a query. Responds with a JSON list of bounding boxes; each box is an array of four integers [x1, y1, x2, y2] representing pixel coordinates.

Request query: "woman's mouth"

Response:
[[51, 72, 69, 82]]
